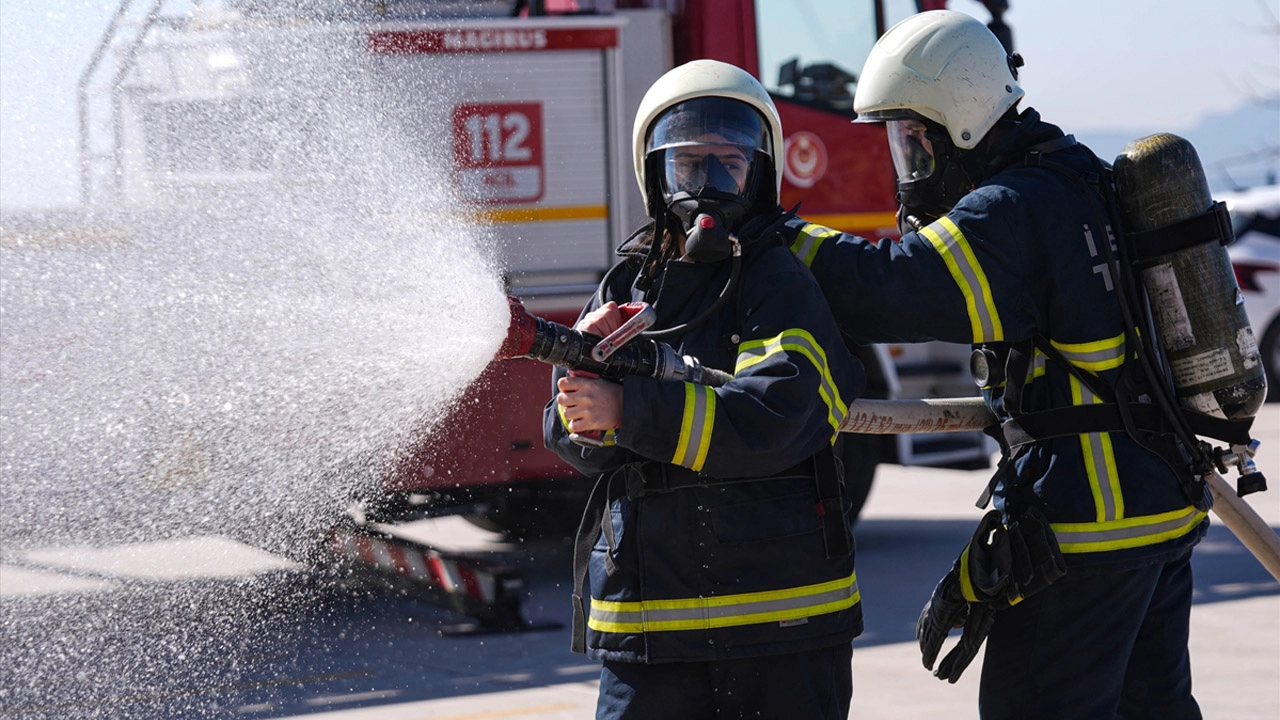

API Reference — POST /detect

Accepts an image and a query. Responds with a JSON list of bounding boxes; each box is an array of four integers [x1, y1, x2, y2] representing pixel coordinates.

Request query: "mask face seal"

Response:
[[645, 98, 770, 262], [887, 117, 973, 227]]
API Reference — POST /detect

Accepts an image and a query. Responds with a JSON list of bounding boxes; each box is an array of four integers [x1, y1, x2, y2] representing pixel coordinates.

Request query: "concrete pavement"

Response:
[[273, 404, 1279, 719]]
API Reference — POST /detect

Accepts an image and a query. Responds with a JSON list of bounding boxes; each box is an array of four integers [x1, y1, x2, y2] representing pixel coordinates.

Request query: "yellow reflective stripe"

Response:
[[918, 217, 1003, 342], [958, 543, 978, 602], [1071, 376, 1124, 522], [1029, 348, 1047, 381], [588, 571, 860, 633], [736, 329, 848, 437], [672, 383, 714, 472], [790, 223, 841, 268], [1052, 506, 1207, 553], [467, 204, 609, 224], [1051, 333, 1126, 373], [801, 211, 899, 235]]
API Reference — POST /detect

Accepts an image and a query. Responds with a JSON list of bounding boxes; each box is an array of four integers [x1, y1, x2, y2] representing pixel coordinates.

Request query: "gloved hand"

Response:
[[916, 568, 968, 673], [916, 508, 1066, 683], [1004, 506, 1067, 600], [933, 594, 996, 683], [917, 510, 1005, 683]]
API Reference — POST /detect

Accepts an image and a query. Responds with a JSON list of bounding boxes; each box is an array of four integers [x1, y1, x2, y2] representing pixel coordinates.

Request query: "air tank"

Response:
[[1113, 132, 1267, 420]]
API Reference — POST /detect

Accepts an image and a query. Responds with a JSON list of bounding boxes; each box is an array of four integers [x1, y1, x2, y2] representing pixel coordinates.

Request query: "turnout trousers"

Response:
[[979, 545, 1201, 720], [596, 643, 853, 719]]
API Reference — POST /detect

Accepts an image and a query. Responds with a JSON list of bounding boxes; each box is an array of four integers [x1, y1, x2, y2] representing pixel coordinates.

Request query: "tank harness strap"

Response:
[[1129, 200, 1233, 262], [1023, 134, 1078, 168], [1029, 150, 1217, 510], [999, 334, 1256, 448]]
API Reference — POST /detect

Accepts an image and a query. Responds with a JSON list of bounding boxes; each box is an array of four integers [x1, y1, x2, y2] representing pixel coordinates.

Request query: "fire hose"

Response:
[[499, 297, 1280, 581]]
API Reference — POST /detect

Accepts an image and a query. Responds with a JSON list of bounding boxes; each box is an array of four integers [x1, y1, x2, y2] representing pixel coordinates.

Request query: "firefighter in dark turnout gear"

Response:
[[544, 60, 866, 719], [791, 11, 1207, 719]]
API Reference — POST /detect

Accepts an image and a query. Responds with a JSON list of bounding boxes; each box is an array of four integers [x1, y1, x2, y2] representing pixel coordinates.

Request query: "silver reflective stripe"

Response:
[[1051, 334, 1126, 373], [919, 217, 1002, 342], [588, 572, 860, 633], [672, 383, 714, 471], [736, 329, 847, 433], [1072, 376, 1122, 522], [790, 223, 840, 268], [1052, 506, 1207, 553]]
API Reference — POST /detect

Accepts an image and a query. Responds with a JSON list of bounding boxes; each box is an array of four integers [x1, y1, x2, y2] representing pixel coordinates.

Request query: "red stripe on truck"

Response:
[[368, 27, 619, 54]]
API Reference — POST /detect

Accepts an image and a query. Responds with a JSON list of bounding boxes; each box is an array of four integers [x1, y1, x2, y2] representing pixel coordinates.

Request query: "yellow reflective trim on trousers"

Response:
[[918, 217, 1003, 342], [1052, 506, 1207, 553], [1071, 376, 1124, 522], [790, 223, 842, 268], [672, 383, 715, 472], [1051, 333, 1126, 373], [588, 571, 860, 633], [736, 329, 848, 436]]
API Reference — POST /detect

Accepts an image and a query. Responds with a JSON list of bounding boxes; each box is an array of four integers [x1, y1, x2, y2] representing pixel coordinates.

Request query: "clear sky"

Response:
[[2, 0, 1278, 209]]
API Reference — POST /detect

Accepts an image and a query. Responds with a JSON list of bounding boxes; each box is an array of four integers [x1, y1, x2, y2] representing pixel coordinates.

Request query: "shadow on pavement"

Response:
[[1, 520, 1273, 719], [849, 518, 1280, 649]]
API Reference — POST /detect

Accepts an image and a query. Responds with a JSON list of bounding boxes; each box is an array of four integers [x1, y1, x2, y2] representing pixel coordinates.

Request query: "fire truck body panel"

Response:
[[91, 1, 992, 530]]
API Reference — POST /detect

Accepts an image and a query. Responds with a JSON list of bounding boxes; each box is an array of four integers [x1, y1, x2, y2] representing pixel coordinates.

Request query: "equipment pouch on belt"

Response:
[[916, 508, 1065, 682]]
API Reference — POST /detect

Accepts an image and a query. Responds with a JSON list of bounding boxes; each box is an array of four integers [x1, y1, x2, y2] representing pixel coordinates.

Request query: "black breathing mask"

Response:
[[887, 117, 974, 230], [644, 97, 774, 263], [662, 152, 753, 263]]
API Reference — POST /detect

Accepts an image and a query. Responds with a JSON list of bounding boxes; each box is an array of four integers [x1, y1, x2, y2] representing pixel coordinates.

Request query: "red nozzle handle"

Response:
[[498, 296, 538, 359]]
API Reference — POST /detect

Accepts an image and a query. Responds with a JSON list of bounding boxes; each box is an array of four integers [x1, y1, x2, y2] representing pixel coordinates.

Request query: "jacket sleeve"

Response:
[[787, 197, 1037, 346], [614, 247, 866, 479]]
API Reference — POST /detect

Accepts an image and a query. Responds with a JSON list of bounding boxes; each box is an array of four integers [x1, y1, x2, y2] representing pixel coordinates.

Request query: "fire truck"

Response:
[[80, 0, 1004, 628]]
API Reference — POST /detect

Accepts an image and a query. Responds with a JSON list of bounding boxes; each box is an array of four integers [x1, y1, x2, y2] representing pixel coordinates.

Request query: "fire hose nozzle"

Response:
[[591, 302, 656, 362], [498, 296, 539, 360], [496, 296, 732, 387]]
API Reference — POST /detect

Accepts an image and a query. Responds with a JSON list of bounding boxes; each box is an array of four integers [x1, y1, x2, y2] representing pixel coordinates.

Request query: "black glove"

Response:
[[1004, 506, 1067, 601], [917, 569, 968, 673], [934, 599, 995, 683], [917, 511, 1005, 683], [916, 509, 1066, 683]]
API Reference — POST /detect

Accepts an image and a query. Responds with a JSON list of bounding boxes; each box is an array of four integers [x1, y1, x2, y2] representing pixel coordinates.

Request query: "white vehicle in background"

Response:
[[1224, 184, 1280, 402]]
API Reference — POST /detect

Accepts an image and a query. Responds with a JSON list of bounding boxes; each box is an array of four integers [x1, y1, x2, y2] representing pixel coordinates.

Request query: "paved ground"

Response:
[[268, 405, 1280, 720], [2, 407, 1275, 719]]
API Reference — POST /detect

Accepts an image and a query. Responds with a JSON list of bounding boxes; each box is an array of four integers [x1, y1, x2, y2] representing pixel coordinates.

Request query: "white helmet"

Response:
[[632, 59, 784, 209], [853, 10, 1023, 150]]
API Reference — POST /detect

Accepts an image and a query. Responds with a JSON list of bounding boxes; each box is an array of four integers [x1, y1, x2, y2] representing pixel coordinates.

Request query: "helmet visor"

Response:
[[887, 118, 936, 183], [647, 98, 768, 200]]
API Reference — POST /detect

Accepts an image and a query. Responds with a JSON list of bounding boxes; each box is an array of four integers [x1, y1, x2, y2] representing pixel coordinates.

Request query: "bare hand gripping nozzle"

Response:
[[498, 296, 733, 387]]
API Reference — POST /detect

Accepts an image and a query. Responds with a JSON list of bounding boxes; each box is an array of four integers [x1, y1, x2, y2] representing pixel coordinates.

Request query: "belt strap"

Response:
[[814, 444, 851, 558], [1002, 401, 1254, 449], [570, 471, 619, 655]]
